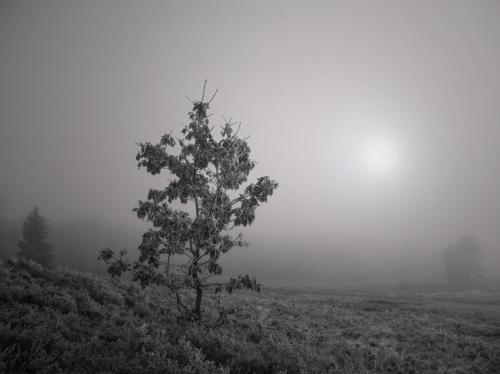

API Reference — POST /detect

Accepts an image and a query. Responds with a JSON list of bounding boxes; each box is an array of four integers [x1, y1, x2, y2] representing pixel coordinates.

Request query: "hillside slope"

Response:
[[0, 259, 226, 374]]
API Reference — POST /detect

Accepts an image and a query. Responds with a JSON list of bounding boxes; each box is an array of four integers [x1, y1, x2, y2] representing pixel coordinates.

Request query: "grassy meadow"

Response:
[[0, 259, 499, 373]]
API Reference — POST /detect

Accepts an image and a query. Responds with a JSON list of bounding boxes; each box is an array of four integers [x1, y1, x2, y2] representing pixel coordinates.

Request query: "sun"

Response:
[[361, 137, 399, 175]]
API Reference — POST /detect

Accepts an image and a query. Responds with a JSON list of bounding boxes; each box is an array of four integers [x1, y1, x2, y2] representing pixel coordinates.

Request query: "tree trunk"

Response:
[[195, 287, 202, 320]]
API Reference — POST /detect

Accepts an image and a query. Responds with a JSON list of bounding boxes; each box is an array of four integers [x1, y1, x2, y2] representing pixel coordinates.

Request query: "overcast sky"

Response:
[[1, 0, 500, 281]]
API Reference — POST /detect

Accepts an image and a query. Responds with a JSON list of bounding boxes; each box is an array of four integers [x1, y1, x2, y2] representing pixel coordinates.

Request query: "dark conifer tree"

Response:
[[17, 207, 54, 268]]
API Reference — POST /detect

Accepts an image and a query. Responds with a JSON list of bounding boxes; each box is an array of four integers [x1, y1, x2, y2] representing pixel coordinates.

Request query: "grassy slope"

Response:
[[0, 259, 499, 374]]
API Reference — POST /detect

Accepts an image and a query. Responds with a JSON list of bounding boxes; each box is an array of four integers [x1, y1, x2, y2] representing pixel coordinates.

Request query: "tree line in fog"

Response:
[[1, 207, 491, 285]]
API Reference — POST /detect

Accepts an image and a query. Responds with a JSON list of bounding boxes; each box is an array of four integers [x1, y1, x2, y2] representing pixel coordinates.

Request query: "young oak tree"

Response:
[[17, 206, 54, 268], [99, 85, 278, 319]]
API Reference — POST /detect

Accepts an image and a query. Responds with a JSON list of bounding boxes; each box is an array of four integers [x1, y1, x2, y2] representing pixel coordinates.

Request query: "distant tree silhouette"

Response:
[[17, 207, 53, 267], [99, 83, 278, 320], [442, 235, 484, 282]]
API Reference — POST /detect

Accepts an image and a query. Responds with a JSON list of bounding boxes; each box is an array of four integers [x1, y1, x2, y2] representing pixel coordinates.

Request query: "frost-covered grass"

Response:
[[225, 285, 500, 373], [1, 259, 499, 373]]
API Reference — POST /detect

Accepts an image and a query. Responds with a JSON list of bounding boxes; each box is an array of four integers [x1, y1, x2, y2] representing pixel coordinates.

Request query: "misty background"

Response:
[[1, 0, 500, 285]]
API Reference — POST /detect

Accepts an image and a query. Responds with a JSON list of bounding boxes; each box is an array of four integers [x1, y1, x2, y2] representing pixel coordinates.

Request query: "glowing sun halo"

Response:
[[361, 137, 400, 175]]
